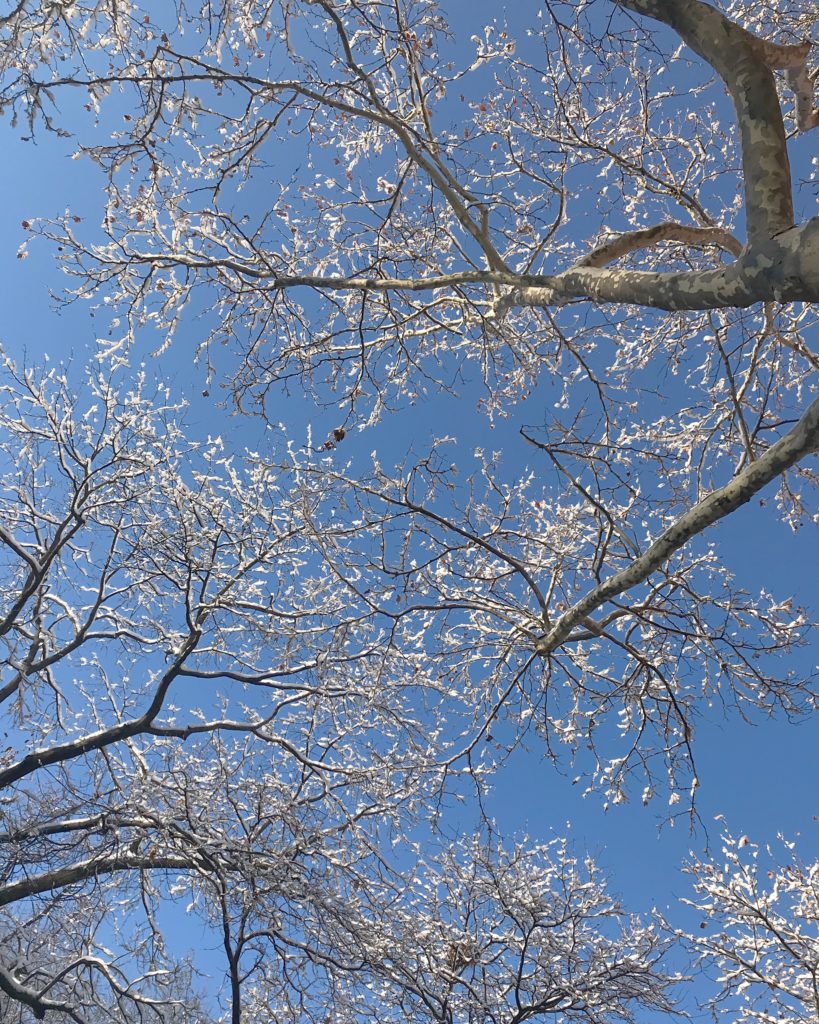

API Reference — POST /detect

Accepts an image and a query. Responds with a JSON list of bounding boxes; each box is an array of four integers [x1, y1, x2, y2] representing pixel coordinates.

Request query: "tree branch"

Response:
[[0, 962, 84, 1022], [575, 223, 743, 268], [0, 633, 200, 789], [504, 217, 819, 309], [616, 0, 797, 242], [0, 852, 193, 908], [536, 395, 819, 655], [105, 213, 819, 311]]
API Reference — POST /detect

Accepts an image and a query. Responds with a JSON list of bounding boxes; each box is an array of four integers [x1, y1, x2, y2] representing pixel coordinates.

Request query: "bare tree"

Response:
[[0, 358, 458, 1020], [3, 0, 817, 793], [1, 0, 819, 1020], [0, 358, 690, 1023], [686, 830, 819, 1024], [356, 835, 679, 1024]]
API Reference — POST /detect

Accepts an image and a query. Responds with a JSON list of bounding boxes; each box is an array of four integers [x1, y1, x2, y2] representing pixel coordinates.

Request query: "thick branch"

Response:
[[536, 395, 819, 655], [617, 0, 795, 242], [505, 217, 819, 310], [115, 215, 819, 310], [576, 223, 743, 268], [0, 853, 192, 908], [786, 63, 819, 132], [0, 963, 71, 1022], [741, 35, 818, 132]]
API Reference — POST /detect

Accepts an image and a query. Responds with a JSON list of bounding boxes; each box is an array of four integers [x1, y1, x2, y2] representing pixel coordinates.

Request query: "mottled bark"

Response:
[[575, 224, 743, 268], [495, 0, 819, 315], [616, 0, 798, 242], [502, 217, 819, 312]]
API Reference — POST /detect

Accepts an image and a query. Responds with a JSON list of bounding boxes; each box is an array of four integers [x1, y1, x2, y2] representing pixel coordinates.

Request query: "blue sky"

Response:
[[1, 0, 818, 1016], [4, 103, 817, 873]]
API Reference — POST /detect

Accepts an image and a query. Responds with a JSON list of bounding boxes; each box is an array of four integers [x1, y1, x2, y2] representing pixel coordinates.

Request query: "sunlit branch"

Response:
[[537, 395, 819, 654], [0, 853, 193, 908], [575, 223, 743, 268], [616, 0, 810, 242], [94, 212, 819, 310]]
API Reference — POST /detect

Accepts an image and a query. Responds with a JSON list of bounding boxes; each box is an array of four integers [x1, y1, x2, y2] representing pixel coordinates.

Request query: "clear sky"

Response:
[[1, 1, 818, 1017]]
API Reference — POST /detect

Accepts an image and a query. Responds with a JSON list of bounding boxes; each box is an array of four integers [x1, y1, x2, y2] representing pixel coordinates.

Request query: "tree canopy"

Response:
[[0, 0, 818, 1021]]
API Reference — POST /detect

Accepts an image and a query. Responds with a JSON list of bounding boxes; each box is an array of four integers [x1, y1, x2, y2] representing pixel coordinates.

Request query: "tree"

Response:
[[0, 359, 682, 1022], [687, 831, 819, 1024], [0, 359, 444, 1020], [0, 0, 818, 1021], [4, 0, 819, 793]]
